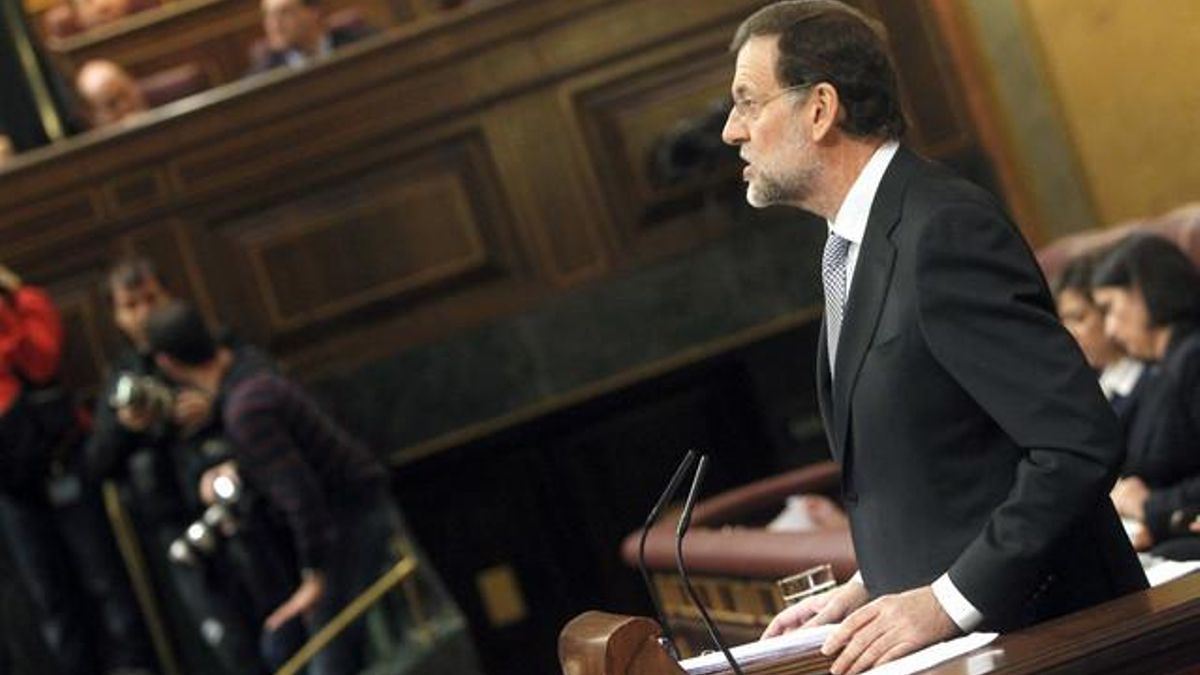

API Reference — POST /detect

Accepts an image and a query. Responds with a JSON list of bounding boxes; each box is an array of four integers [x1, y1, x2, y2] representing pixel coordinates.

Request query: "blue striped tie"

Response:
[[823, 232, 851, 373]]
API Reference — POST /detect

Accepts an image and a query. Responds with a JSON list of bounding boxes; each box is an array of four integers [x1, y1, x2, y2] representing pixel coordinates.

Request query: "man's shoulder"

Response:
[[223, 348, 282, 402], [898, 154, 1003, 220]]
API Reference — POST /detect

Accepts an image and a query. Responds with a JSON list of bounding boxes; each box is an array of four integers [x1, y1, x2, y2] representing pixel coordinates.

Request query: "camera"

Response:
[[109, 373, 175, 420], [168, 470, 243, 567]]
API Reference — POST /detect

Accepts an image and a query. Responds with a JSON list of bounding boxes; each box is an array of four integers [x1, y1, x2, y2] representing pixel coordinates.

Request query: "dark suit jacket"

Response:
[[817, 146, 1146, 631], [249, 24, 376, 75], [1121, 326, 1200, 540]]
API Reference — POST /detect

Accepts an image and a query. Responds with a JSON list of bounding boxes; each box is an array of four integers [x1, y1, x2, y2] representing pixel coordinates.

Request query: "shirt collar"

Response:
[[827, 140, 900, 245], [1099, 357, 1144, 399]]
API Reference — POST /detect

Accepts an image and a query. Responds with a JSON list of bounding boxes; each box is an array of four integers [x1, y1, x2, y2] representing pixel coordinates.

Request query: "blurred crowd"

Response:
[[0, 257, 469, 675], [0, 0, 384, 163]]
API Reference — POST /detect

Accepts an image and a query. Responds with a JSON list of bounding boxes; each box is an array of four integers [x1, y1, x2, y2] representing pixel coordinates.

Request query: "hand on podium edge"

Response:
[[821, 585, 958, 675], [761, 579, 868, 639]]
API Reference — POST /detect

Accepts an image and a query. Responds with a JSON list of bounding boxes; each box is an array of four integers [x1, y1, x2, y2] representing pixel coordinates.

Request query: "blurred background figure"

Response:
[[1053, 253, 1145, 408], [1092, 235, 1200, 560], [146, 301, 478, 675], [0, 134, 12, 162], [76, 60, 147, 128], [249, 0, 375, 74], [0, 262, 157, 675], [74, 0, 134, 30], [90, 257, 298, 675]]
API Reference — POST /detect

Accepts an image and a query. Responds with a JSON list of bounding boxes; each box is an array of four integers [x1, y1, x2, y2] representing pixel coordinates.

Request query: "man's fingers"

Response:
[[801, 598, 841, 628], [822, 602, 878, 655], [874, 641, 917, 668], [762, 604, 815, 639], [829, 618, 884, 675]]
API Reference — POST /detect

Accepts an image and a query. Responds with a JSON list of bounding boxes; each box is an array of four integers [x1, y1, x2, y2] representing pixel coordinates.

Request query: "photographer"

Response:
[[146, 300, 463, 675], [0, 263, 156, 675], [88, 258, 288, 674]]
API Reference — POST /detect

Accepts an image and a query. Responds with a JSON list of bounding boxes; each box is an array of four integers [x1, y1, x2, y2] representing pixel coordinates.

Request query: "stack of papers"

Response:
[[680, 624, 835, 675], [679, 627, 998, 675]]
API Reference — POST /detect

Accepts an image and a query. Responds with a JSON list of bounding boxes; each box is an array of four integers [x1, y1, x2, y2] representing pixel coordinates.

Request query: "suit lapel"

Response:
[[830, 148, 920, 459], [816, 318, 837, 461]]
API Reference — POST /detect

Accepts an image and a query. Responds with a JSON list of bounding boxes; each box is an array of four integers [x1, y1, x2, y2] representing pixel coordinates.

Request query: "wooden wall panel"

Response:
[[567, 31, 739, 262], [202, 130, 526, 341], [2, 0, 1009, 396]]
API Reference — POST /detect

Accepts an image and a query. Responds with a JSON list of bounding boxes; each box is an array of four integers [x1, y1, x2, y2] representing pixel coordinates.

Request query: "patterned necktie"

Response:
[[822, 231, 852, 373]]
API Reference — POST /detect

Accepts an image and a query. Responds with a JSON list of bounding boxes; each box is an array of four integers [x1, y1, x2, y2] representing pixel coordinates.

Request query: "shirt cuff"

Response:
[[931, 573, 982, 632]]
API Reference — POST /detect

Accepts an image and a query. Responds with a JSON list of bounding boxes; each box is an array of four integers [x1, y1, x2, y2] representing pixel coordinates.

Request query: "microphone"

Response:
[[675, 455, 744, 675], [637, 450, 697, 661]]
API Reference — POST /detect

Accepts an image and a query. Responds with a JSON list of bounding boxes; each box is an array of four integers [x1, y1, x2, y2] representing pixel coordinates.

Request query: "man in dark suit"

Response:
[[248, 0, 376, 74], [721, 2, 1146, 673]]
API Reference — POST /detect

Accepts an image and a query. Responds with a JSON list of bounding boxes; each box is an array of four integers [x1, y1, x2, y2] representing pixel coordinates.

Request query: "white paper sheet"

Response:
[[679, 623, 837, 675], [861, 632, 998, 675]]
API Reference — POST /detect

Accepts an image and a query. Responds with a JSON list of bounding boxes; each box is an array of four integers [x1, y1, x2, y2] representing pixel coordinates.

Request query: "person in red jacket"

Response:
[[0, 264, 157, 675]]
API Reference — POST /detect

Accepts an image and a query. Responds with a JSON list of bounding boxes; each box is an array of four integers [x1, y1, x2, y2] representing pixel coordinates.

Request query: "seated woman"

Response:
[[1053, 253, 1145, 408], [1092, 234, 1200, 559]]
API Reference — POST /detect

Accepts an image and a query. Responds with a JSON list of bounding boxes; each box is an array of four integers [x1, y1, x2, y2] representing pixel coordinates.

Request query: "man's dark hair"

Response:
[[1092, 234, 1200, 328], [730, 0, 905, 139], [145, 301, 217, 366], [106, 256, 167, 300]]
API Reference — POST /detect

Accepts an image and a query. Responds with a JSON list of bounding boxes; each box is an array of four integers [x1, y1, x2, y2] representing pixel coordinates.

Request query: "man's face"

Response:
[[1056, 288, 1121, 369], [1092, 286, 1159, 360], [75, 0, 131, 28], [112, 277, 170, 351], [79, 68, 146, 126], [721, 35, 821, 209], [262, 0, 319, 51]]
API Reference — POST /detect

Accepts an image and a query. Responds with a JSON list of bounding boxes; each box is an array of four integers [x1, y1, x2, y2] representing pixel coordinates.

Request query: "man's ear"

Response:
[[808, 82, 841, 142]]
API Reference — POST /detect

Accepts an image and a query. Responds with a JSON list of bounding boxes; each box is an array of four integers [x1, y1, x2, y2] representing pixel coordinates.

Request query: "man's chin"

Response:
[[746, 185, 777, 209]]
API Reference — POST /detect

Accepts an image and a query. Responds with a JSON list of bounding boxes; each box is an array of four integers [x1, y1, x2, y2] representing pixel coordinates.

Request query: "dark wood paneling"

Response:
[[208, 131, 524, 339], [2, 0, 1008, 409]]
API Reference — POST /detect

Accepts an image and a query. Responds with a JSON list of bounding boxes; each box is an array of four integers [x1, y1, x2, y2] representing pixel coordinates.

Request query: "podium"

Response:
[[560, 573, 1200, 675]]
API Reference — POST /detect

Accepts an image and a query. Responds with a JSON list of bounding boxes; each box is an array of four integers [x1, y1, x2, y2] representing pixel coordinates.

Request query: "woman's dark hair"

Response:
[[730, 0, 906, 139], [1092, 234, 1200, 327], [145, 301, 217, 366], [1052, 254, 1098, 299]]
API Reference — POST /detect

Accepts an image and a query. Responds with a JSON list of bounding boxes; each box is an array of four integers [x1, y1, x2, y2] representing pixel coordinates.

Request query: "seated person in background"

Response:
[[76, 60, 148, 128], [249, 0, 376, 74], [768, 494, 849, 532], [75, 0, 133, 29], [146, 301, 470, 675], [1053, 253, 1144, 408], [1093, 235, 1200, 560]]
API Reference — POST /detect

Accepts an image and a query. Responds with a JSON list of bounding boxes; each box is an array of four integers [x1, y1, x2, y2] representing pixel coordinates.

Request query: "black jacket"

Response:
[[817, 147, 1147, 631]]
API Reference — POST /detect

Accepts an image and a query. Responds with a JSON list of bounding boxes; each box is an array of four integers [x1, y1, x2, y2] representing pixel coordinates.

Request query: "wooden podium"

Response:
[[560, 573, 1200, 675]]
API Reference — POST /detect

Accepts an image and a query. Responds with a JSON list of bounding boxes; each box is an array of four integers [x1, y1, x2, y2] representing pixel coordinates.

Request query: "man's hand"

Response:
[[116, 405, 156, 432], [173, 388, 213, 436], [198, 461, 238, 505], [265, 571, 325, 632], [762, 580, 868, 639], [1112, 476, 1150, 521], [1130, 522, 1155, 551], [821, 585, 958, 675]]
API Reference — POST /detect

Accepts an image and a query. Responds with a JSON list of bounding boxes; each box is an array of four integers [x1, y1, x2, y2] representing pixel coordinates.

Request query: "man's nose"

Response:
[[721, 109, 745, 146]]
